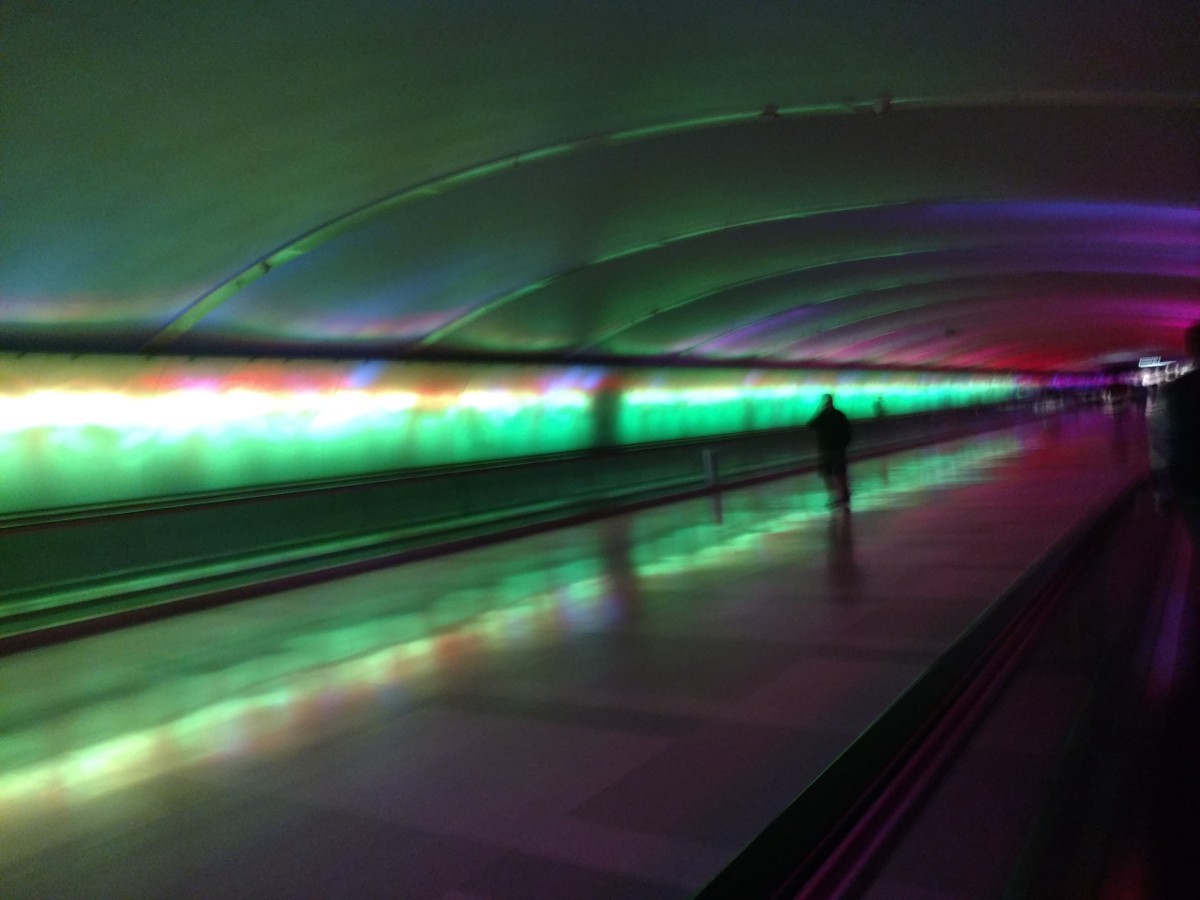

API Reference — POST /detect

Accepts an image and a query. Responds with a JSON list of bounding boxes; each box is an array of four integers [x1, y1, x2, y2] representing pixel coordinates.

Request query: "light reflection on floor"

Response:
[[0, 431, 1029, 822]]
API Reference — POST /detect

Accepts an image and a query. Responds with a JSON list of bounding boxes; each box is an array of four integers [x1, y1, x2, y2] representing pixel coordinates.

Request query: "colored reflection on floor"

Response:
[[0, 411, 1147, 898], [0, 435, 1022, 809]]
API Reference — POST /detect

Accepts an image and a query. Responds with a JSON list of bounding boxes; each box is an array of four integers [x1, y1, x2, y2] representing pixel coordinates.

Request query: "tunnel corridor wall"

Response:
[[0, 353, 1055, 632], [1, 353, 1026, 515]]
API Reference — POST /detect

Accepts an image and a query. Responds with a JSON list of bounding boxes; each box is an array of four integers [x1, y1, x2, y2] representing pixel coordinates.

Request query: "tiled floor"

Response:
[[0, 411, 1147, 898]]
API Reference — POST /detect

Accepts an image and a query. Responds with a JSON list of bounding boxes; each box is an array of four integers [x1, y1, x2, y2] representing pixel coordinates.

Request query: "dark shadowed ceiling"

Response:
[[3, 0, 1198, 372]]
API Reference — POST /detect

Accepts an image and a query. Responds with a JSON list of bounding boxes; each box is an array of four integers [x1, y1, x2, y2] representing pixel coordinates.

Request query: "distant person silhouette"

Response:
[[808, 393, 852, 508], [1161, 321, 1200, 544], [1133, 383, 1149, 416]]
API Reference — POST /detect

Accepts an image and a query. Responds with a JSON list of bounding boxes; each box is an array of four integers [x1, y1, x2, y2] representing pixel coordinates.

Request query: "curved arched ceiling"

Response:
[[3, 0, 1198, 373]]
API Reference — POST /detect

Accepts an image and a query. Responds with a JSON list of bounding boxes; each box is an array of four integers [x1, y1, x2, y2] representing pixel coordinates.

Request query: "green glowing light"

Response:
[[0, 355, 1019, 514], [617, 374, 1015, 443]]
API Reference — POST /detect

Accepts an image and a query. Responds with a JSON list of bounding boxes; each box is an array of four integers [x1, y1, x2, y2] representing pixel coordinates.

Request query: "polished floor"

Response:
[[0, 411, 1147, 899]]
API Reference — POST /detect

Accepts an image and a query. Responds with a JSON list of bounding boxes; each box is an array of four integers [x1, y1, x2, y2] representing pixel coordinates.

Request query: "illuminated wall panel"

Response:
[[615, 369, 1019, 443], [0, 354, 1023, 515]]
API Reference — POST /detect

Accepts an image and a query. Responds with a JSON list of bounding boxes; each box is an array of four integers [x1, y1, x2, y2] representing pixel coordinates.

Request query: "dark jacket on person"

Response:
[[1164, 369, 1200, 500], [808, 407, 852, 457]]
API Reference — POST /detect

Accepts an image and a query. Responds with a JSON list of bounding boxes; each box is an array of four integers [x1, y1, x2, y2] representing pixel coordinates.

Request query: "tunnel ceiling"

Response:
[[3, 1, 1199, 374]]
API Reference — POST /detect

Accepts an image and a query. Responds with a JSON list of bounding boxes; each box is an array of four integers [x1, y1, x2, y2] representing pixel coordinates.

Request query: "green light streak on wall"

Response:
[[0, 357, 599, 514], [616, 372, 1018, 443], [0, 355, 1021, 514]]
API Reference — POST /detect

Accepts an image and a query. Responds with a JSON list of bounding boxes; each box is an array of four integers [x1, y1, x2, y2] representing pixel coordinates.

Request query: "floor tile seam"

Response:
[[282, 788, 729, 891], [363, 706, 684, 755], [220, 765, 651, 828], [429, 686, 738, 726], [579, 621, 852, 643], [429, 696, 897, 742], [414, 696, 712, 739], [270, 709, 681, 775], [424, 684, 919, 736], [477, 633, 945, 676], [488, 641, 944, 689], [593, 625, 892, 646], [536, 813, 740, 884]]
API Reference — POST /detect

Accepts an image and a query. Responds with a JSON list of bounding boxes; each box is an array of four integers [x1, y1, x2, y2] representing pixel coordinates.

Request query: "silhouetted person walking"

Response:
[[808, 393, 852, 508]]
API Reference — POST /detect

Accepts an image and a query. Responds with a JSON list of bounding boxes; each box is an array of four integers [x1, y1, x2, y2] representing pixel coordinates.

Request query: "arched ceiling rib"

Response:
[[140, 94, 1199, 351], [704, 275, 1200, 361], [789, 294, 1194, 363], [2, 0, 1198, 372], [581, 242, 1199, 357]]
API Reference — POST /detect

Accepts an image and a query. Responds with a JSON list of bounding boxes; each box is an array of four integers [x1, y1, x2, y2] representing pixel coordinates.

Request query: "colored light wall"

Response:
[[0, 354, 1024, 515], [617, 370, 1018, 443]]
